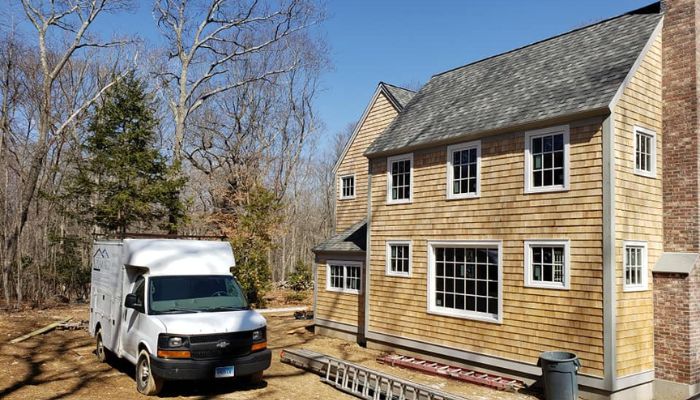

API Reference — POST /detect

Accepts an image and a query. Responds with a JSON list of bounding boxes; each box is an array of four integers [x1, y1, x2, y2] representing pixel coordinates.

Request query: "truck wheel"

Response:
[[136, 350, 164, 396], [95, 330, 111, 363], [245, 371, 264, 385]]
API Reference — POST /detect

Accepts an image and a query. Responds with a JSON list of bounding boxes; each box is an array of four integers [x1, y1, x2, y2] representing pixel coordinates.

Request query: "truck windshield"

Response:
[[148, 275, 248, 314]]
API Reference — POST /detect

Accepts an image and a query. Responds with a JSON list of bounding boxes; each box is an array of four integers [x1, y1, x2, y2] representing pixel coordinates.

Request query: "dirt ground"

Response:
[[0, 304, 538, 399]]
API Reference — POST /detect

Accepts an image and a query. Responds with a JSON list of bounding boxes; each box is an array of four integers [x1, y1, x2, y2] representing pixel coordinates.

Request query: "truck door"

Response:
[[122, 275, 146, 360]]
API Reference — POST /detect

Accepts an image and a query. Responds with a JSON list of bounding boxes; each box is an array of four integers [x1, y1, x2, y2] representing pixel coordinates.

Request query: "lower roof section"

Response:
[[312, 219, 367, 253]]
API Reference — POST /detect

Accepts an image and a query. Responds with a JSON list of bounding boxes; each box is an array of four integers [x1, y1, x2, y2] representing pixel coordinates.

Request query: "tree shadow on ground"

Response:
[[0, 330, 107, 400]]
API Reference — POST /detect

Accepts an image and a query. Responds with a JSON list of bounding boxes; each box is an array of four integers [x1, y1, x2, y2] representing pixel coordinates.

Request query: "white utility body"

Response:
[[88, 238, 271, 396]]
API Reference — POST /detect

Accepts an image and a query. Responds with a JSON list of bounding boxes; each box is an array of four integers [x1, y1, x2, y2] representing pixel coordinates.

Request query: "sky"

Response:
[[6, 0, 657, 149]]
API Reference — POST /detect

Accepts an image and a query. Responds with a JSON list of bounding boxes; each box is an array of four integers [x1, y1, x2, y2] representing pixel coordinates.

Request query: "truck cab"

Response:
[[88, 239, 271, 396]]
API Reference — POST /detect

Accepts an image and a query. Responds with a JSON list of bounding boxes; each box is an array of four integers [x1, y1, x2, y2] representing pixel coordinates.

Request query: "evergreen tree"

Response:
[[65, 72, 186, 234], [221, 185, 281, 306]]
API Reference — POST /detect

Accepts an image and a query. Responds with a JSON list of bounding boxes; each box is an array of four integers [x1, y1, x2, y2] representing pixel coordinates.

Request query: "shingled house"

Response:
[[312, 1, 700, 399]]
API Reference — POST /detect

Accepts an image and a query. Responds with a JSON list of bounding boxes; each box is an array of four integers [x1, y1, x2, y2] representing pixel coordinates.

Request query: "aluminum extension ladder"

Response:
[[323, 357, 467, 400]]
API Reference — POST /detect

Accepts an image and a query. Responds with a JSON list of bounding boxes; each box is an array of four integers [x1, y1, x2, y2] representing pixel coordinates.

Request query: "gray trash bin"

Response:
[[539, 351, 581, 400]]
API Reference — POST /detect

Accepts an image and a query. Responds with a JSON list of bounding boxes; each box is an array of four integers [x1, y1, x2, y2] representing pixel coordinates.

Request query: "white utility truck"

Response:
[[88, 238, 270, 396]]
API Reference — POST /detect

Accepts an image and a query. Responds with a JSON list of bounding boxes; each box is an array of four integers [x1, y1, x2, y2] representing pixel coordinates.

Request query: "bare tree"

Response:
[[1, 0, 132, 305], [153, 0, 324, 164]]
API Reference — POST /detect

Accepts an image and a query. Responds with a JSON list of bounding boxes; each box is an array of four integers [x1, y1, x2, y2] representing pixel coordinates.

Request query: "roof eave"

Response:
[[363, 106, 611, 159], [312, 248, 366, 255]]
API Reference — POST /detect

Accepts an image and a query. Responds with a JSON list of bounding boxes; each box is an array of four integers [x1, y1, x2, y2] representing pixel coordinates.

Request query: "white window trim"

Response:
[[633, 126, 657, 178], [426, 240, 503, 324], [446, 140, 481, 200], [622, 241, 649, 292], [386, 240, 412, 277], [386, 153, 414, 205], [524, 124, 570, 194], [326, 260, 362, 295], [523, 239, 571, 290], [339, 173, 356, 200]]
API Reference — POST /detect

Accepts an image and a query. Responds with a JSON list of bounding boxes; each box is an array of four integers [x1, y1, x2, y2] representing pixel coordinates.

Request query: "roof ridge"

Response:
[[379, 81, 416, 93], [431, 1, 661, 79]]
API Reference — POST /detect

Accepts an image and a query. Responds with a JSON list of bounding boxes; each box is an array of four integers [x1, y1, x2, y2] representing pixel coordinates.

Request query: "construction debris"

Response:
[[280, 348, 469, 400], [56, 320, 88, 331], [377, 354, 526, 392], [10, 318, 72, 344], [286, 325, 311, 335], [293, 310, 313, 320]]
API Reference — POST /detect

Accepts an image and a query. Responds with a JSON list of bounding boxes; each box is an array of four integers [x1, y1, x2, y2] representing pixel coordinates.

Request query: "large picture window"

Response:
[[326, 261, 362, 294], [525, 125, 569, 193], [387, 153, 413, 204], [524, 240, 570, 289], [623, 241, 648, 292], [447, 141, 481, 199], [428, 241, 502, 323], [634, 126, 656, 178]]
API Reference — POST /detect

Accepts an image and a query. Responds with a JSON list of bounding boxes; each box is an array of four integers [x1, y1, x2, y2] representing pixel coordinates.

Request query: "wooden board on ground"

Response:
[[10, 318, 72, 344]]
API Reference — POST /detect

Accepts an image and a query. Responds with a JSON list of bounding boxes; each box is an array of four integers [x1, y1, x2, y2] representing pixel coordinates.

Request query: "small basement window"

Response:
[[340, 174, 355, 199], [386, 240, 412, 276], [327, 261, 362, 294], [387, 153, 413, 204], [428, 241, 502, 323], [525, 125, 569, 193], [524, 240, 570, 290], [447, 141, 481, 199], [623, 241, 648, 292], [634, 126, 656, 178]]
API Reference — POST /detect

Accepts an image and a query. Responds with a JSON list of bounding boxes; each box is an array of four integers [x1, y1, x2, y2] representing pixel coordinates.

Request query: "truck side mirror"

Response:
[[124, 293, 143, 312]]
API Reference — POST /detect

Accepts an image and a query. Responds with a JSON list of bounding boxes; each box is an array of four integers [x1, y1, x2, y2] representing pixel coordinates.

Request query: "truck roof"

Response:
[[99, 239, 235, 276]]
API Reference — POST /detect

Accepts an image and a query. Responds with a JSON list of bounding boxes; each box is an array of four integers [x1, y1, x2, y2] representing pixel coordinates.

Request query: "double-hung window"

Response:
[[427, 241, 502, 323], [327, 261, 362, 294], [623, 241, 648, 292], [524, 240, 570, 289], [387, 153, 413, 204], [634, 126, 656, 178], [386, 240, 411, 276], [525, 125, 570, 193], [340, 174, 355, 199], [447, 141, 481, 199]]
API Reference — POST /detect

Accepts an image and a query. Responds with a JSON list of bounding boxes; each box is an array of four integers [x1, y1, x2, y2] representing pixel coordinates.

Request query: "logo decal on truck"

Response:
[[92, 248, 110, 271], [216, 340, 230, 349]]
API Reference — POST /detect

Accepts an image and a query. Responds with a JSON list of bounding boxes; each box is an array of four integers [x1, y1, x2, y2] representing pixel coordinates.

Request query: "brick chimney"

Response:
[[662, 0, 700, 252], [654, 0, 700, 396]]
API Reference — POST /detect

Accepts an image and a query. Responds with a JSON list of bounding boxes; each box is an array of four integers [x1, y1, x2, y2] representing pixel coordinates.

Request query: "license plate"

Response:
[[215, 366, 235, 378]]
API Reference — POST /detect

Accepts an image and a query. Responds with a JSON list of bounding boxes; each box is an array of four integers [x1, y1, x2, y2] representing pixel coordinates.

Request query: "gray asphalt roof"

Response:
[[312, 220, 366, 253], [365, 4, 662, 156], [382, 83, 416, 110]]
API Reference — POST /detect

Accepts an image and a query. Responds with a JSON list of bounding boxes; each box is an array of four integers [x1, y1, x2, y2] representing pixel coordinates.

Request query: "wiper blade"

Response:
[[203, 306, 249, 312], [157, 308, 202, 314]]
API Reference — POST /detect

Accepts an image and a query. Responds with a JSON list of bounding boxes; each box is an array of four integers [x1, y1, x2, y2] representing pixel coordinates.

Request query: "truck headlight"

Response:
[[252, 327, 266, 342], [251, 327, 267, 352], [157, 334, 191, 359]]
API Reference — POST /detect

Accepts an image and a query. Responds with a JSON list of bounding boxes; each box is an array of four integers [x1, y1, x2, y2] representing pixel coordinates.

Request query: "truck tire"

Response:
[[136, 350, 164, 396], [95, 330, 112, 363]]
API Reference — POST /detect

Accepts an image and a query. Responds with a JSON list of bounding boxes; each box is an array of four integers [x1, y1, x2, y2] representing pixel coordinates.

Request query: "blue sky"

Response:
[[7, 0, 656, 149]]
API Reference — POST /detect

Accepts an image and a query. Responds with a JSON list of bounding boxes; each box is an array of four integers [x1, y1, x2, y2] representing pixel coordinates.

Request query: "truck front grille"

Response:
[[189, 332, 252, 360]]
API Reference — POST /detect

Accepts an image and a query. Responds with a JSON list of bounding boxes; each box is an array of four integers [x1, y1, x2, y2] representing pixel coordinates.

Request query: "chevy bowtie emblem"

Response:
[[216, 340, 230, 349]]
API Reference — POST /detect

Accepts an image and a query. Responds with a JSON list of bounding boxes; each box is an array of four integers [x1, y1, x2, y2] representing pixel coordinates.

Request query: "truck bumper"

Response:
[[150, 349, 271, 381]]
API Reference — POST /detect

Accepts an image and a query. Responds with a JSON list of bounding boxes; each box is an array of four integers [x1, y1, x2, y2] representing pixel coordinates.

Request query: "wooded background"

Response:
[[0, 0, 353, 306]]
